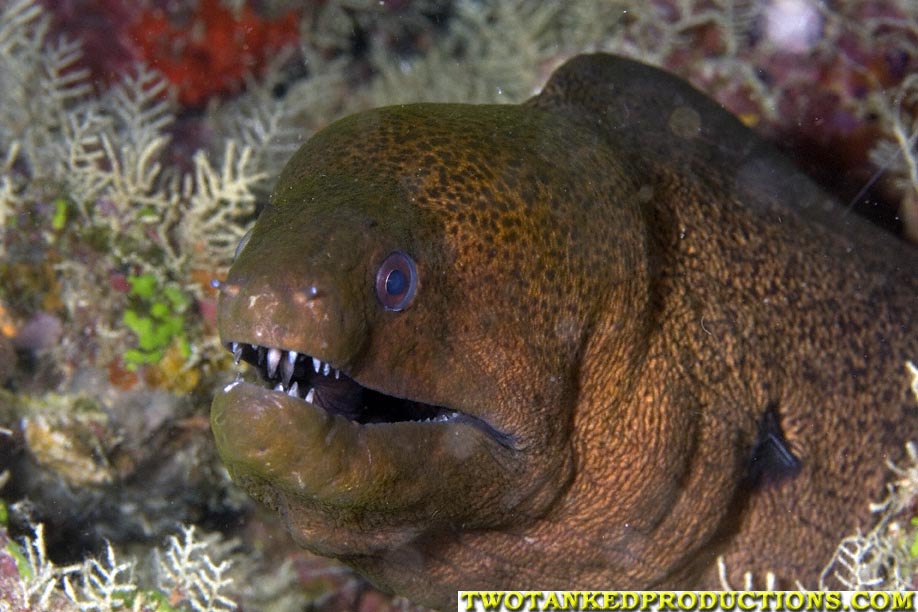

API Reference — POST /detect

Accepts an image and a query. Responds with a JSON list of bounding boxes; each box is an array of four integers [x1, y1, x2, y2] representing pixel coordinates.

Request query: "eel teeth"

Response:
[[281, 353, 294, 386], [230, 343, 346, 403], [267, 348, 281, 378]]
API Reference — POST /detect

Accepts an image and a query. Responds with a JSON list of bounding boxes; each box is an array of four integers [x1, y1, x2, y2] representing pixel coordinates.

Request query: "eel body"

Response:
[[211, 54, 918, 608]]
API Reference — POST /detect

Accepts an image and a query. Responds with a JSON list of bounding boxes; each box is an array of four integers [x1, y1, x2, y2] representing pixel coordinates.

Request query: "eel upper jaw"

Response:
[[221, 340, 514, 443]]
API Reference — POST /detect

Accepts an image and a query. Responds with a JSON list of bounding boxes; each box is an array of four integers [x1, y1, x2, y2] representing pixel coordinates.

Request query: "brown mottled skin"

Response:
[[211, 54, 918, 608]]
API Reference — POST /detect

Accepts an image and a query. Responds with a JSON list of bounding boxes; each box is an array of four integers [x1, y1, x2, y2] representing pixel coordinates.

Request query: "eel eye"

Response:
[[375, 251, 418, 311], [234, 229, 252, 261]]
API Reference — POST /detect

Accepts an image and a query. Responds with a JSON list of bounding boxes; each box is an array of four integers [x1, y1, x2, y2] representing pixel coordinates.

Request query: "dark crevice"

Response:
[[744, 402, 801, 489]]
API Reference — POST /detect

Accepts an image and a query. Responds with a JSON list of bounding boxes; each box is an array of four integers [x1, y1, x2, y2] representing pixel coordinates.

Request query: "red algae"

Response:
[[128, 0, 300, 107]]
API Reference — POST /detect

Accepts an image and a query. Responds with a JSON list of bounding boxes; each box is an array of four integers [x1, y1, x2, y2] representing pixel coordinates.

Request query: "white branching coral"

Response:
[[67, 66, 175, 227], [208, 53, 304, 175], [176, 141, 266, 274], [818, 442, 918, 590], [868, 77, 918, 198], [154, 525, 237, 612], [0, 0, 281, 376], [0, 0, 88, 253], [4, 523, 239, 612], [15, 524, 80, 610], [816, 363, 918, 590], [0, 0, 271, 278], [55, 62, 260, 277], [0, 0, 90, 172], [63, 543, 138, 611], [869, 76, 918, 240]]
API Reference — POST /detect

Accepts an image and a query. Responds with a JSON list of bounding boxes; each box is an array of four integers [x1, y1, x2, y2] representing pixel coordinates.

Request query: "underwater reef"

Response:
[[0, 0, 917, 609]]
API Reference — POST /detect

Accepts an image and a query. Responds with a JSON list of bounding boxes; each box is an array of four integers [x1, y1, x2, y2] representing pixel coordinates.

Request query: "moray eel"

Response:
[[211, 54, 918, 608]]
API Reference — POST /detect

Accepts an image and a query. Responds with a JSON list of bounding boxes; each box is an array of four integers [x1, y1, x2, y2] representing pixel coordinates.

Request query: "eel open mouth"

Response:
[[213, 338, 528, 560], [225, 341, 462, 426]]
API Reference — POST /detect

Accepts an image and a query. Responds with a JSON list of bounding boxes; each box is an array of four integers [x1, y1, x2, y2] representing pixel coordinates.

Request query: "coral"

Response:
[[61, 65, 174, 230], [153, 526, 236, 612], [19, 524, 70, 605], [36, 0, 143, 92], [2, 523, 80, 611], [0, 384, 250, 588], [63, 542, 139, 610], [177, 140, 266, 275], [0, 0, 90, 180], [867, 75, 918, 241], [128, 0, 300, 107], [0, 0, 274, 273], [50, 61, 267, 278], [0, 0, 273, 396], [0, 520, 240, 612], [22, 412, 113, 487], [0, 513, 355, 612], [205, 75, 303, 198], [818, 438, 918, 590]]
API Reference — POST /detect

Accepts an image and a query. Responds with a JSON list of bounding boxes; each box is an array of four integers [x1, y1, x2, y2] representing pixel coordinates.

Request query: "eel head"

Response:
[[210, 106, 595, 591]]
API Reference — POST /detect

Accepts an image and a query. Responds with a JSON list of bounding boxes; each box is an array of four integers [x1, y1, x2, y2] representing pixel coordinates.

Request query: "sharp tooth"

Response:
[[310, 357, 319, 372], [287, 381, 299, 397], [323, 362, 330, 376], [288, 350, 298, 364], [267, 348, 281, 378], [231, 342, 241, 364], [334, 368, 340, 379], [273, 383, 284, 392], [281, 355, 294, 386], [304, 387, 315, 403]]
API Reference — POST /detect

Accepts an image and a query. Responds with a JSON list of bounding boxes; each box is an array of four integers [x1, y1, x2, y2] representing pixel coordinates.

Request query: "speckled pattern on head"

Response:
[[274, 102, 647, 339], [211, 53, 918, 609]]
